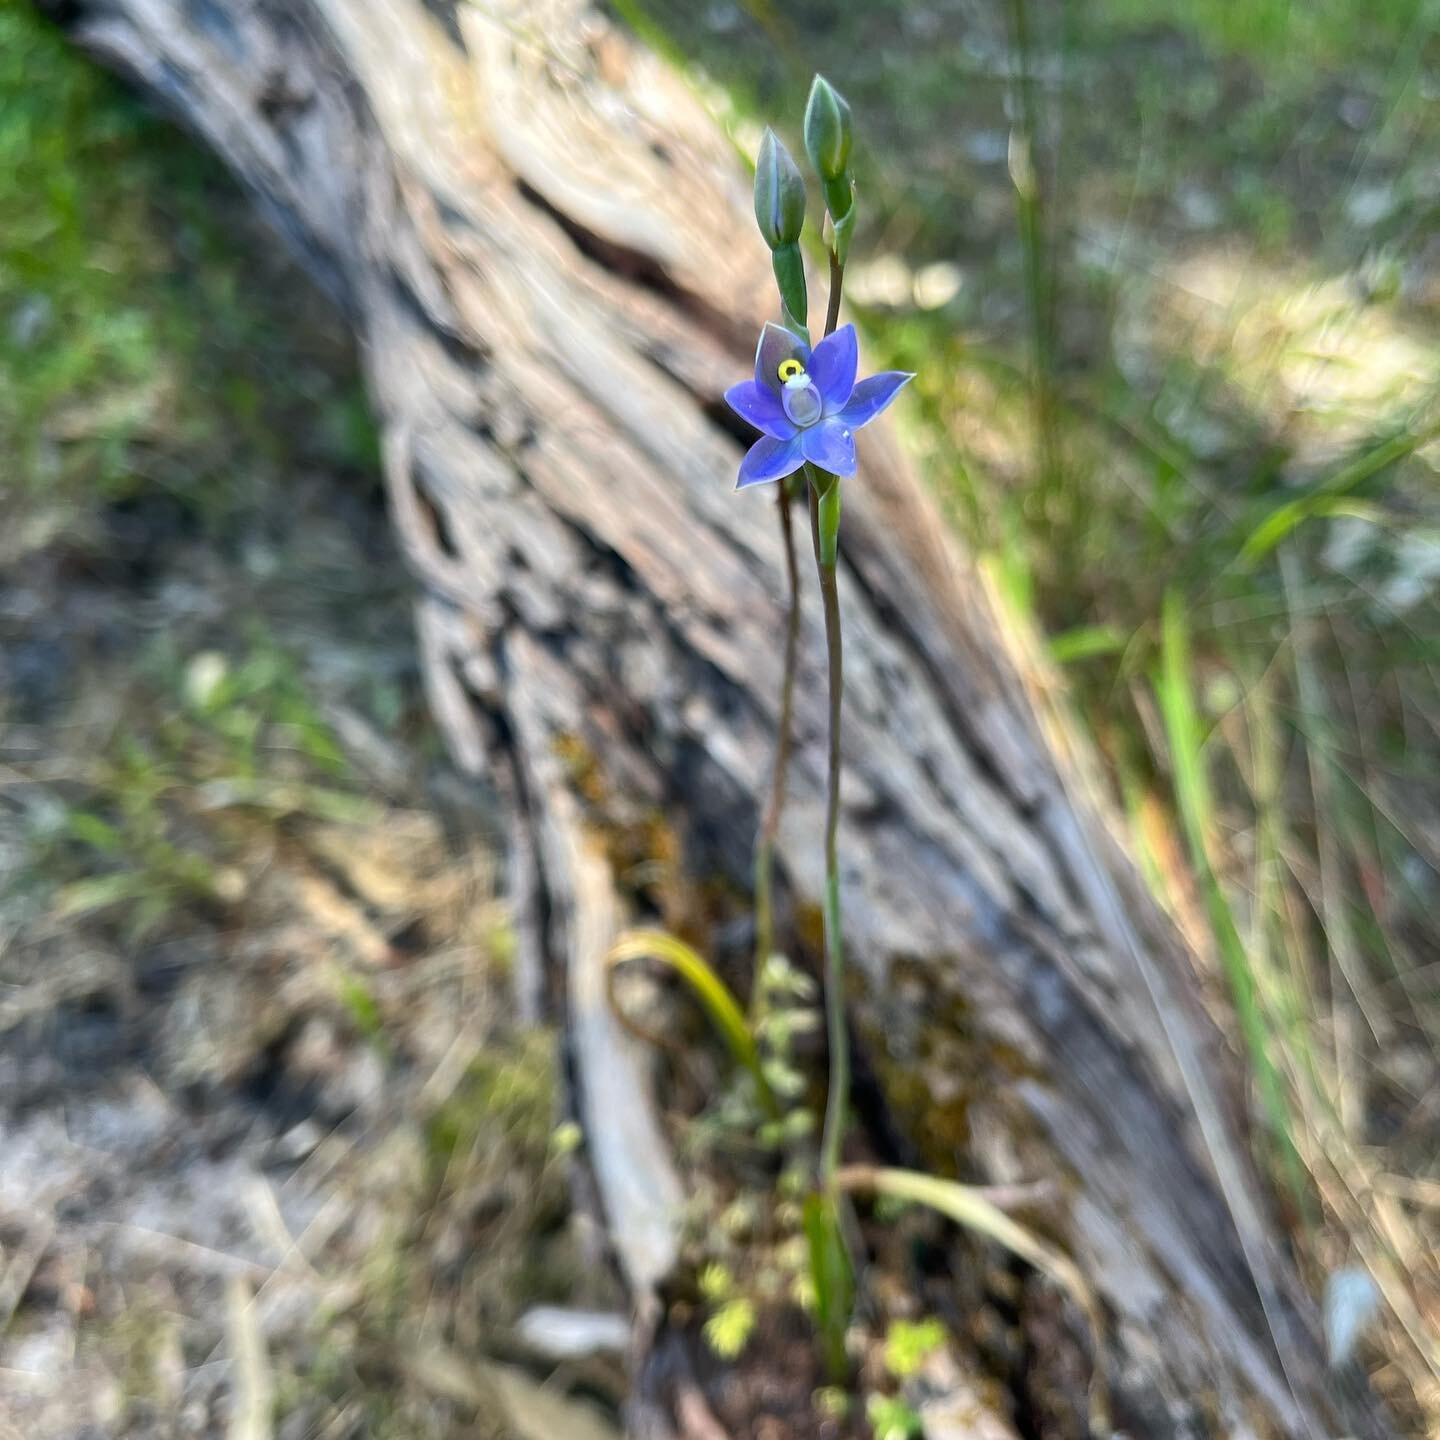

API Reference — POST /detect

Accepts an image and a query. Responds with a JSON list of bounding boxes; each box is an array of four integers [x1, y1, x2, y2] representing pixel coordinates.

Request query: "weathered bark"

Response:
[[40, 2, 1391, 1436]]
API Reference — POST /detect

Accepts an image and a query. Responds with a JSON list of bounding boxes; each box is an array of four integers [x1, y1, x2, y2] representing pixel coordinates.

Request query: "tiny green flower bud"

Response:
[[804, 75, 852, 184], [753, 127, 806, 250]]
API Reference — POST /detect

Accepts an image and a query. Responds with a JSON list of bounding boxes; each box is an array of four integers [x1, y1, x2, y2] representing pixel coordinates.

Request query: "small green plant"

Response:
[[335, 970, 385, 1048], [47, 743, 229, 942], [23, 628, 362, 944], [704, 1296, 758, 1361], [181, 635, 349, 780], [866, 1392, 923, 1440], [882, 1316, 948, 1380]]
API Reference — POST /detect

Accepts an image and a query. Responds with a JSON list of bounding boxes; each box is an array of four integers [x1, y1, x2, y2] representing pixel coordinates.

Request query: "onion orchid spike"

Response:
[[729, 83, 921, 1393], [725, 322, 913, 489]]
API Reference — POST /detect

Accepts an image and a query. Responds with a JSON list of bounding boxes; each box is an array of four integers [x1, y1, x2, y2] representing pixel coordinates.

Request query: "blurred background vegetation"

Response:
[[1, 0, 1437, 1432]]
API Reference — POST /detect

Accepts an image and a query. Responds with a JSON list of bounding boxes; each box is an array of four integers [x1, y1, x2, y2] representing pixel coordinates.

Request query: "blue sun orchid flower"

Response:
[[725, 323, 913, 488]]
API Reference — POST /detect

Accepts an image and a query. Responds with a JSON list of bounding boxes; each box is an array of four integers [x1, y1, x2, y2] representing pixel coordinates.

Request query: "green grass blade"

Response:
[[1238, 421, 1438, 567], [1049, 622, 1129, 664], [803, 1190, 854, 1385], [836, 1165, 1109, 1435], [604, 929, 778, 1119], [1155, 590, 1301, 1193]]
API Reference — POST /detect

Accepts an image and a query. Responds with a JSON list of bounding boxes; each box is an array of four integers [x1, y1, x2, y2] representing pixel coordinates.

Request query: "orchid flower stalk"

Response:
[[726, 82, 913, 1205]]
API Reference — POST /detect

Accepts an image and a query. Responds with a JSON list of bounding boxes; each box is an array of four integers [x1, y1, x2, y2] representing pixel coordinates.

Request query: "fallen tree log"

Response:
[[39, 1, 1392, 1436]]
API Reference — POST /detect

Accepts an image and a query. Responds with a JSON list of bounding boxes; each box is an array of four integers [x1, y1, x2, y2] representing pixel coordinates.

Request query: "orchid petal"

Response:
[[809, 324, 858, 411], [837, 371, 914, 429], [799, 417, 857, 477], [737, 433, 805, 489], [725, 380, 797, 439], [754, 322, 811, 396]]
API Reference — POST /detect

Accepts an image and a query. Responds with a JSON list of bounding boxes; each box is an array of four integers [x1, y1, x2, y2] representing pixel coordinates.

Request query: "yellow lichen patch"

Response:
[[793, 900, 827, 960], [551, 733, 717, 941], [553, 731, 610, 807]]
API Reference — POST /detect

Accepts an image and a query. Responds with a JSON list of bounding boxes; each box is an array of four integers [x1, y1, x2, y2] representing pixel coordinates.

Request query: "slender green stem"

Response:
[[753, 481, 802, 1004], [809, 471, 847, 1186], [824, 247, 844, 337], [812, 249, 849, 1188]]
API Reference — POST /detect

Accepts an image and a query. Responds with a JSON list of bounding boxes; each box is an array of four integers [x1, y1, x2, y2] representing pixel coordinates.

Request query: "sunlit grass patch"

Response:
[[0, 9, 166, 532], [0, 7, 376, 558], [1095, 0, 1428, 65]]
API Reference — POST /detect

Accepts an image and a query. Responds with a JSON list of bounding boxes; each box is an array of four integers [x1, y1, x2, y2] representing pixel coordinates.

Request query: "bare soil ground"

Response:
[[0, 339, 625, 1436]]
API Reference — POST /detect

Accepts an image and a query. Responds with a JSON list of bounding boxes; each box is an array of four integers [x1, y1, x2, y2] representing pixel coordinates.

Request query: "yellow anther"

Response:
[[777, 358, 805, 382]]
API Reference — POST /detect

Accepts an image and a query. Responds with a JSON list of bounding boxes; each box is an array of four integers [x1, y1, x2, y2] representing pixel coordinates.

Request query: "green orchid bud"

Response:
[[771, 240, 808, 335], [753, 127, 807, 250], [804, 75, 853, 185]]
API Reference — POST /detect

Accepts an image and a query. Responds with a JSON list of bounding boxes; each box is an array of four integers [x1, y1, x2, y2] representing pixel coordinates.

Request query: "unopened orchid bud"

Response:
[[754, 127, 807, 250], [804, 76, 852, 186]]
